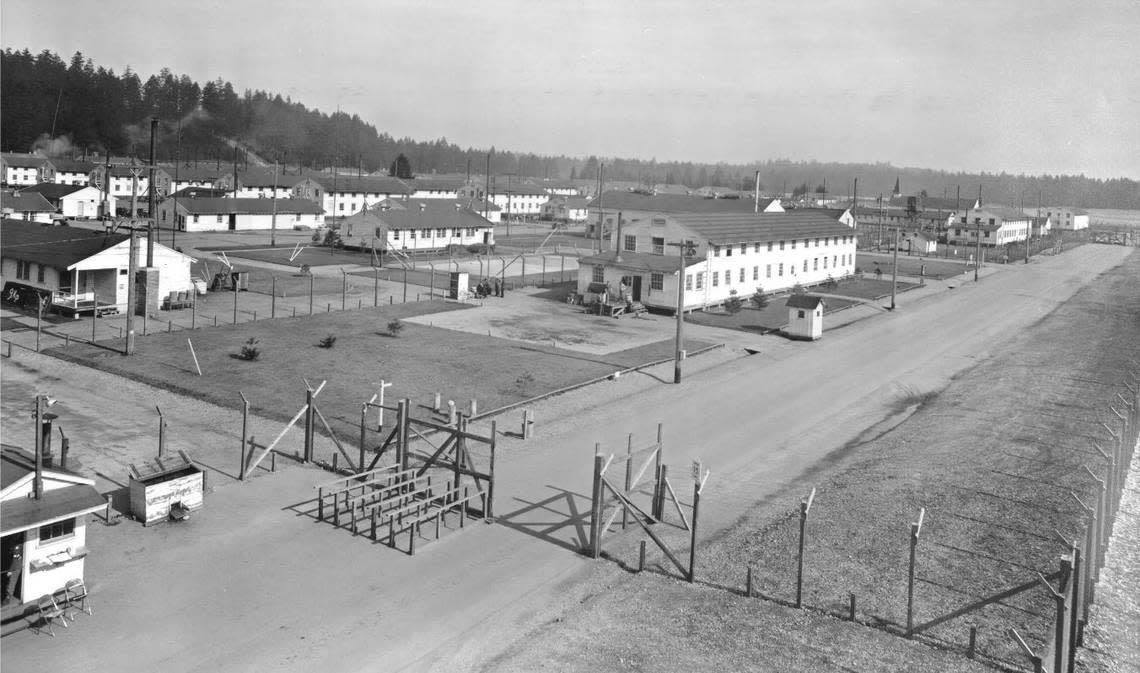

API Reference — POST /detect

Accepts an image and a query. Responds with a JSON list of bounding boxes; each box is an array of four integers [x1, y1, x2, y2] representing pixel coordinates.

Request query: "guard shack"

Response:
[[128, 452, 204, 526], [449, 271, 469, 300], [785, 294, 825, 341]]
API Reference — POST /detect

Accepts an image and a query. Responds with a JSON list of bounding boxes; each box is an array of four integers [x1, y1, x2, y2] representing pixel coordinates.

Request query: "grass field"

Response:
[[50, 301, 710, 441], [684, 277, 917, 332], [487, 250, 1140, 672]]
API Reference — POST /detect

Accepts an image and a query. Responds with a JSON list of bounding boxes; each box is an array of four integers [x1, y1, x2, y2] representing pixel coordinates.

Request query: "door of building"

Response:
[[228, 214, 237, 230], [631, 275, 642, 301]]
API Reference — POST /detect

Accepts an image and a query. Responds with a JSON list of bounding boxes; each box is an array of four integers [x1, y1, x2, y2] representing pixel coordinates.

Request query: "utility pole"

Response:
[[125, 226, 139, 354], [101, 154, 111, 220], [667, 240, 696, 383], [753, 170, 761, 213], [1022, 192, 1029, 264], [890, 227, 900, 310], [270, 160, 279, 247], [483, 152, 492, 222], [147, 118, 158, 268], [173, 117, 181, 248], [596, 163, 605, 252], [877, 192, 884, 250]]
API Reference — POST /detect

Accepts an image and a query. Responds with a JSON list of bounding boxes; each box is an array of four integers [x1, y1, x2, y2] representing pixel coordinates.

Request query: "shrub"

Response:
[[318, 334, 337, 349], [724, 289, 743, 314], [791, 283, 806, 295], [387, 319, 404, 336], [751, 286, 769, 310], [322, 228, 343, 248], [238, 337, 261, 361], [823, 275, 839, 290]]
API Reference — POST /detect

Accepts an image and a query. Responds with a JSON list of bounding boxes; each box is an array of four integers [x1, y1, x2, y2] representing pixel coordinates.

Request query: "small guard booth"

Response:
[[1, 447, 105, 607], [128, 452, 204, 526], [785, 294, 826, 341]]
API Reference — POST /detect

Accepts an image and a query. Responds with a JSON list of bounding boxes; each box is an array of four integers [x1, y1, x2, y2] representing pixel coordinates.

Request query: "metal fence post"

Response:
[[906, 507, 926, 636], [796, 487, 816, 608]]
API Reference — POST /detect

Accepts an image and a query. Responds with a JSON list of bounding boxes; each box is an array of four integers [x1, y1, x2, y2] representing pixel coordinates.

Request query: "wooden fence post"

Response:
[[906, 507, 925, 636], [1068, 545, 1082, 672], [623, 434, 633, 531], [359, 402, 367, 472], [689, 469, 708, 584], [304, 386, 315, 463], [239, 392, 249, 482], [639, 540, 647, 573], [488, 420, 497, 520], [589, 449, 604, 559]]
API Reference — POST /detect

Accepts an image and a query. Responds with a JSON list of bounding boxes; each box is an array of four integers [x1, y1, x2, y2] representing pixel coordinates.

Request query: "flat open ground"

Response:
[[46, 298, 712, 444], [0, 244, 1135, 673]]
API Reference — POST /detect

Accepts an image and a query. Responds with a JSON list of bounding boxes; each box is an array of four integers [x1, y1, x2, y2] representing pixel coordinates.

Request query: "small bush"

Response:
[[387, 319, 404, 336], [322, 228, 343, 248], [318, 334, 337, 349], [724, 289, 743, 314], [239, 337, 261, 361], [791, 283, 806, 295], [751, 286, 769, 310]]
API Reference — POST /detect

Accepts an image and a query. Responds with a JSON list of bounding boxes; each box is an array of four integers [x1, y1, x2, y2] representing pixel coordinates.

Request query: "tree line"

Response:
[[2, 48, 1136, 209]]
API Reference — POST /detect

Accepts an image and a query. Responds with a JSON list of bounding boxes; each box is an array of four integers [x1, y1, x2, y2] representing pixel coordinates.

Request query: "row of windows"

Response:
[[716, 236, 852, 256], [15, 260, 47, 283], [189, 213, 312, 223], [389, 228, 480, 240]]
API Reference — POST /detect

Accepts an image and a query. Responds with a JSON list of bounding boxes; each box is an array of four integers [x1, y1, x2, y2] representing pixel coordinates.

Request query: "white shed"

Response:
[[785, 294, 825, 341]]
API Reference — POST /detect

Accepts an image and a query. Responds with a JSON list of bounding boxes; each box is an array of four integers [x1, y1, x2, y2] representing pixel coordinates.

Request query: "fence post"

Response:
[[374, 267, 379, 307], [359, 402, 368, 473], [304, 385, 315, 463], [623, 433, 633, 531], [639, 540, 647, 573], [967, 624, 977, 659], [656, 465, 669, 523], [796, 487, 816, 608], [1068, 545, 1082, 672], [589, 449, 604, 559], [342, 271, 347, 310], [155, 406, 166, 456], [906, 507, 925, 636], [233, 281, 238, 324], [689, 471, 707, 584], [271, 276, 277, 318], [541, 255, 546, 286]]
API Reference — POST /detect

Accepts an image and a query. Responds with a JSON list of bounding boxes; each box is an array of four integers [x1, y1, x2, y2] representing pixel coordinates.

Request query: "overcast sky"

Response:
[[3, 0, 1138, 179]]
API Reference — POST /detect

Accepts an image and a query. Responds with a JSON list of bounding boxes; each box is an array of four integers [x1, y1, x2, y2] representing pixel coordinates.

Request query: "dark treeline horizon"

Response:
[[2, 48, 1137, 209]]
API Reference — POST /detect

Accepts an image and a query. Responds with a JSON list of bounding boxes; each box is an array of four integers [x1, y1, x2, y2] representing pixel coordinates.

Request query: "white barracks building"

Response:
[[578, 210, 857, 313]]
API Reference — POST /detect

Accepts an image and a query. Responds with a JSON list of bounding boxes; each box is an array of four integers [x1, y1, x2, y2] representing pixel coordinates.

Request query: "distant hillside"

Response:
[[2, 48, 1136, 208]]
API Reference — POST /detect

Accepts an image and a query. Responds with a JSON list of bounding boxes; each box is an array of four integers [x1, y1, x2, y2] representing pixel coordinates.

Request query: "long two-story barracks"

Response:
[[578, 210, 857, 313]]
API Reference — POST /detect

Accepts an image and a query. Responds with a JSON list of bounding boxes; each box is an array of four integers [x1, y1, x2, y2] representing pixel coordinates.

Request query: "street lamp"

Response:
[[668, 239, 698, 384]]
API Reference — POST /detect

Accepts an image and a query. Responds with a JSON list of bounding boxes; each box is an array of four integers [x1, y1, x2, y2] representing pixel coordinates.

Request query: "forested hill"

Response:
[[2, 48, 1137, 209]]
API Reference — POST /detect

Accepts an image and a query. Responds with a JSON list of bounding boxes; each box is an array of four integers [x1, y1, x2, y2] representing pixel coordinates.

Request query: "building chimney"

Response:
[[40, 412, 57, 468]]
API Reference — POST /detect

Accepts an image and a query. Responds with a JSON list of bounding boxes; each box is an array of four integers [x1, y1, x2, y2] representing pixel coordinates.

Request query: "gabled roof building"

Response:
[[578, 210, 857, 313]]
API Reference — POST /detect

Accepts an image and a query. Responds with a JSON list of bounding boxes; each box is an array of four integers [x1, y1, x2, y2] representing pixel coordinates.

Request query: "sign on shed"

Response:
[[128, 451, 204, 526]]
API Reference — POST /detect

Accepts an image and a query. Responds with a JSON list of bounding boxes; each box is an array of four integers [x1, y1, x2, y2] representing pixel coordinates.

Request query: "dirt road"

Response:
[[0, 245, 1132, 672]]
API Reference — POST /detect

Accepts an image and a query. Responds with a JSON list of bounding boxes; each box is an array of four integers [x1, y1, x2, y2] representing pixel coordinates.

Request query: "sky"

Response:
[[3, 0, 1139, 179]]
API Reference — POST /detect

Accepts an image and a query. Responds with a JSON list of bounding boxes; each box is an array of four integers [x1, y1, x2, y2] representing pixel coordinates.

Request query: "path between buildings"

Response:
[[0, 246, 1132, 673]]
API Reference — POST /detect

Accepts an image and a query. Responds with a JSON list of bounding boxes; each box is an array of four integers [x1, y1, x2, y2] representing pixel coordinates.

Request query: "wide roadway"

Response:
[[1, 245, 1132, 673]]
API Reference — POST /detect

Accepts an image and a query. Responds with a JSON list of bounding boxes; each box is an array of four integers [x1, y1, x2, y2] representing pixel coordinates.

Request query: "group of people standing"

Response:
[[474, 278, 505, 299]]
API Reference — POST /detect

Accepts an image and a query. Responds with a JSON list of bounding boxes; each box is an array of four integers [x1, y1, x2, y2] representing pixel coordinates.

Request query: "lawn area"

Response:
[[49, 301, 709, 440], [683, 277, 915, 333]]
